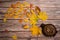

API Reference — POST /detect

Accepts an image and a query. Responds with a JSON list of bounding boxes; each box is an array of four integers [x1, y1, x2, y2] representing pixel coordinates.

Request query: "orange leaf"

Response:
[[26, 12, 31, 18], [23, 24, 29, 29], [11, 4, 17, 8], [19, 19, 23, 23], [3, 18, 7, 23]]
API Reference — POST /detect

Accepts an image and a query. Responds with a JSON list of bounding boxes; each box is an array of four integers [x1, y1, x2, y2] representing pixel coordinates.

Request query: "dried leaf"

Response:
[[35, 6, 41, 13], [26, 12, 31, 18], [23, 24, 29, 29], [11, 4, 17, 8], [29, 10, 38, 25], [3, 18, 7, 22], [38, 11, 48, 21], [15, 2, 21, 7], [24, 18, 29, 23], [7, 7, 13, 13], [30, 25, 42, 36], [23, 2, 29, 7], [12, 35, 17, 40], [14, 15, 19, 19], [30, 4, 33, 9], [19, 19, 23, 23]]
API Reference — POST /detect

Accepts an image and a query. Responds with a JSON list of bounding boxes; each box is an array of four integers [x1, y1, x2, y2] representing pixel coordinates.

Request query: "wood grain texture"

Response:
[[0, 0, 60, 40], [0, 20, 60, 31]]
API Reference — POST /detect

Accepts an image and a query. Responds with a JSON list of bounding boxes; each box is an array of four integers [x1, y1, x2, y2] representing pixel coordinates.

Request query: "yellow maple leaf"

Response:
[[38, 11, 48, 21], [30, 25, 42, 36], [29, 10, 38, 25], [30, 20, 37, 25]]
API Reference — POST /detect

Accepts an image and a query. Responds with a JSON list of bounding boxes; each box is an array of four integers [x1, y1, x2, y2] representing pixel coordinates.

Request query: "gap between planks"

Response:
[[0, 19, 60, 20]]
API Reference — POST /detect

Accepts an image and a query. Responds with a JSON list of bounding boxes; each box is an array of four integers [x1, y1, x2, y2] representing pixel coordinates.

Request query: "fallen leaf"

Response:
[[11, 4, 17, 8], [7, 7, 13, 13], [14, 15, 19, 19], [24, 18, 29, 23], [23, 24, 29, 29], [30, 25, 42, 36], [19, 19, 23, 23], [35, 6, 41, 14], [30, 4, 33, 9], [23, 2, 29, 7], [38, 11, 48, 21], [3, 18, 7, 23], [12, 35, 17, 40], [15, 2, 21, 7], [26, 12, 31, 18]]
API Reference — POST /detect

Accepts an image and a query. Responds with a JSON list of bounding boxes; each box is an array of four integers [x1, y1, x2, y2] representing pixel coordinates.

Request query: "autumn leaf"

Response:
[[30, 25, 42, 36], [24, 18, 29, 23], [23, 24, 29, 29], [19, 19, 23, 23], [12, 35, 17, 40], [14, 15, 19, 19], [38, 11, 48, 21], [3, 18, 7, 23]]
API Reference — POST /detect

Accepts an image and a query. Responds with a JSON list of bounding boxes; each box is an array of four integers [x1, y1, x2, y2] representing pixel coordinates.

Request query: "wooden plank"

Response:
[[0, 14, 60, 19], [0, 0, 60, 7], [0, 0, 25, 2], [0, 8, 60, 19], [0, 15, 60, 19], [0, 20, 60, 31], [38, 38, 54, 40], [0, 3, 60, 8], [0, 32, 31, 38], [0, 0, 60, 40], [0, 37, 59, 40], [0, 0, 60, 8], [0, 32, 59, 40], [0, 7, 58, 12], [0, 37, 37, 40]]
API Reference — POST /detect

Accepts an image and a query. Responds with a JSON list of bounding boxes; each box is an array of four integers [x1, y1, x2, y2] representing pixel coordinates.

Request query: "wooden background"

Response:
[[0, 0, 60, 40]]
